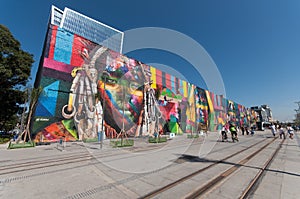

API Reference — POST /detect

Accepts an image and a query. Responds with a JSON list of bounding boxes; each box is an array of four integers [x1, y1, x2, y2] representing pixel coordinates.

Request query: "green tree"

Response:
[[0, 24, 34, 131]]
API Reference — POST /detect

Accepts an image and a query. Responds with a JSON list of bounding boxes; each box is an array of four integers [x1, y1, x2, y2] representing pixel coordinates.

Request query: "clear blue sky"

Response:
[[1, 0, 299, 122]]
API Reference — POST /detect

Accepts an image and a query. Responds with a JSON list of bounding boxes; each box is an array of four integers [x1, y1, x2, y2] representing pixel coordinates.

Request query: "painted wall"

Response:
[[32, 25, 250, 143]]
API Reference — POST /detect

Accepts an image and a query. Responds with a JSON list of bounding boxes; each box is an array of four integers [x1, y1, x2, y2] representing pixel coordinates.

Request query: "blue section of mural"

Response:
[[35, 81, 59, 117], [43, 81, 59, 116], [54, 28, 74, 64], [35, 101, 52, 117]]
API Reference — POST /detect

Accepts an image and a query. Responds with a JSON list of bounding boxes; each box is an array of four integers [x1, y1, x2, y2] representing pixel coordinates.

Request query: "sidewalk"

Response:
[[0, 131, 299, 199], [253, 130, 300, 199], [0, 142, 9, 150]]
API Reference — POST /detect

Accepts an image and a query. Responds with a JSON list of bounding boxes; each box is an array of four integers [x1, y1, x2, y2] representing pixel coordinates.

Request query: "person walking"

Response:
[[250, 126, 255, 136], [278, 125, 286, 139], [163, 119, 171, 135], [245, 126, 250, 135], [270, 123, 277, 137], [241, 126, 245, 135], [287, 125, 294, 139]]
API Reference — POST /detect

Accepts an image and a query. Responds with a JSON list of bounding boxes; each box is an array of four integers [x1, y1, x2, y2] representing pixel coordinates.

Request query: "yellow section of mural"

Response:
[[150, 66, 156, 89], [205, 90, 214, 113], [183, 81, 188, 97], [188, 85, 196, 122]]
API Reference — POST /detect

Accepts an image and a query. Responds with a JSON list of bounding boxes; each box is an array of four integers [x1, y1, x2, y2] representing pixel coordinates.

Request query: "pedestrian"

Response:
[[278, 125, 286, 139], [229, 122, 239, 142], [287, 125, 294, 139], [245, 126, 250, 135], [236, 125, 240, 134], [270, 123, 277, 137], [241, 126, 245, 135], [250, 126, 255, 136], [163, 119, 170, 135]]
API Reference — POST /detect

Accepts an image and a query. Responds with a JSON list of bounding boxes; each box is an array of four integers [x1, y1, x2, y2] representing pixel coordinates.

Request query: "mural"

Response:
[[32, 24, 251, 143], [195, 87, 209, 132]]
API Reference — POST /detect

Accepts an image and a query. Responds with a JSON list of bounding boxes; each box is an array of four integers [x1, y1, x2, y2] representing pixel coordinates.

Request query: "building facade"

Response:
[[32, 6, 251, 142], [250, 105, 273, 130]]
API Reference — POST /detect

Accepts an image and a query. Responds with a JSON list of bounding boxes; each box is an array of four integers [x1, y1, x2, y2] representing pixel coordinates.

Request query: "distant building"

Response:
[[250, 105, 273, 130], [261, 105, 273, 122]]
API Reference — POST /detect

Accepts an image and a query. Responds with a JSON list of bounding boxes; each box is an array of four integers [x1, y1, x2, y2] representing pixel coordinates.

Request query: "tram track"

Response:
[[63, 138, 271, 199], [138, 138, 272, 199], [0, 134, 258, 170], [0, 136, 270, 192], [1, 135, 279, 199], [0, 133, 261, 176], [0, 152, 91, 171], [0, 136, 264, 189], [0, 137, 202, 176], [239, 138, 285, 199], [184, 138, 282, 199]]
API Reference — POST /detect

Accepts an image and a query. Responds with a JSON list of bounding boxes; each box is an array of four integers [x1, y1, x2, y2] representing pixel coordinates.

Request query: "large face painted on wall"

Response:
[[96, 49, 146, 135], [61, 45, 146, 139]]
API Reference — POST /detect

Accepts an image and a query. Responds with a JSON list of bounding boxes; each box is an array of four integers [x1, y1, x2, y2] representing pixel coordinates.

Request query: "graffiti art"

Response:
[[32, 24, 250, 143]]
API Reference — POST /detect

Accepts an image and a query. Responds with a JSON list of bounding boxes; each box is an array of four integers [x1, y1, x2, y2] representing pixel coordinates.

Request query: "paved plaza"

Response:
[[0, 130, 299, 199]]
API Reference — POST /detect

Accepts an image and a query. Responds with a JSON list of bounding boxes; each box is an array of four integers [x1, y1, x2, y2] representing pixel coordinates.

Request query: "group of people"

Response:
[[221, 122, 295, 142], [220, 122, 257, 143], [270, 123, 294, 139], [221, 122, 244, 143]]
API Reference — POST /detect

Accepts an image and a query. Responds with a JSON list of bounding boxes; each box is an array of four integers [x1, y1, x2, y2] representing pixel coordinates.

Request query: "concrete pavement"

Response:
[[0, 130, 299, 199]]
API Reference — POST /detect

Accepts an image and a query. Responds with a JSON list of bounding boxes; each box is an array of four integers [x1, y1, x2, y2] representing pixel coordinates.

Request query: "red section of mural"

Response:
[[43, 58, 75, 74], [34, 121, 77, 143], [156, 69, 163, 86], [159, 102, 176, 120], [71, 35, 86, 67], [166, 73, 171, 89], [48, 26, 58, 59], [212, 93, 223, 111]]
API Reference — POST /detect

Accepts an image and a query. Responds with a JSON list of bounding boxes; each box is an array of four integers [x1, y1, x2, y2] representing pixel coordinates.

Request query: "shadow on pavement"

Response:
[[175, 154, 300, 177]]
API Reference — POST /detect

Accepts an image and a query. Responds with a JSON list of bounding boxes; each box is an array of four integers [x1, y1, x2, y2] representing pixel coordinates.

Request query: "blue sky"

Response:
[[1, 0, 299, 122]]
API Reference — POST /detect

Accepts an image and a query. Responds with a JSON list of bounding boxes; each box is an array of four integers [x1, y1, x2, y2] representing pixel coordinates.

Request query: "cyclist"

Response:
[[221, 124, 228, 142], [229, 122, 239, 143]]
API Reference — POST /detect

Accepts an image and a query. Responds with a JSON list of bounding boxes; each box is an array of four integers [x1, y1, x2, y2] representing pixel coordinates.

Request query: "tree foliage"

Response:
[[0, 24, 34, 130]]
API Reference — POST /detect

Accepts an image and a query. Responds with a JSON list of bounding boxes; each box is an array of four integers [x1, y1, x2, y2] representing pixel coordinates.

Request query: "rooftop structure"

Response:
[[50, 5, 124, 53]]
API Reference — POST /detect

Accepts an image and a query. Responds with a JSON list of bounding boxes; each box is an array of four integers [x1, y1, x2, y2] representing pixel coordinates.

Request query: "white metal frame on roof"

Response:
[[60, 7, 123, 34], [50, 5, 63, 26], [58, 6, 124, 52], [119, 33, 124, 53]]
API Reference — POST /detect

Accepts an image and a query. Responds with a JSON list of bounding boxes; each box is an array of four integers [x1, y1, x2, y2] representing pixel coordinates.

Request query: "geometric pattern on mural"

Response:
[[38, 80, 60, 116]]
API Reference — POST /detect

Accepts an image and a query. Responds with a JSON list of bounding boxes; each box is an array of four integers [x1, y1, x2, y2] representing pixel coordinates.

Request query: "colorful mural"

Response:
[[195, 87, 209, 132], [32, 24, 251, 143]]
